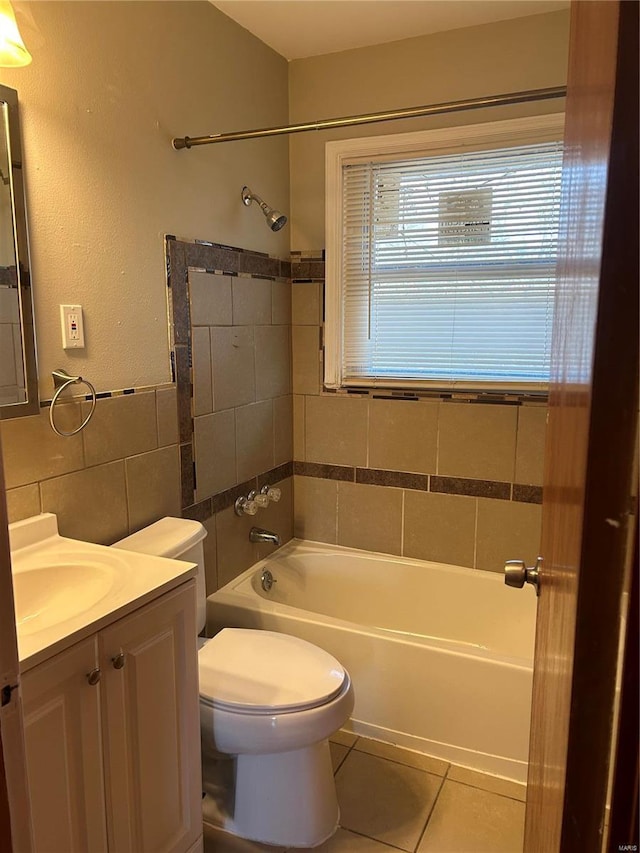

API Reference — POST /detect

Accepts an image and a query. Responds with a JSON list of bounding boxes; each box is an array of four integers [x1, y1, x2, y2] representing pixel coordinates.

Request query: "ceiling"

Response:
[[210, 0, 569, 61]]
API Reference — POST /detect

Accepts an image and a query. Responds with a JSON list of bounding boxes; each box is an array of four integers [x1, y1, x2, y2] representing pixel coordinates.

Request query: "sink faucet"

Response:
[[249, 527, 281, 546]]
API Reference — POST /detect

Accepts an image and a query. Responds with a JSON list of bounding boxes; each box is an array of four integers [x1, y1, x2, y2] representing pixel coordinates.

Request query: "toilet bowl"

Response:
[[113, 518, 353, 848]]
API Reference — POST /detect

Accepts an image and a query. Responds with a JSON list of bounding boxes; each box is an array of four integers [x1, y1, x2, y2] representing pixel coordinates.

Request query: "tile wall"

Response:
[[166, 238, 294, 595], [0, 282, 25, 405], [291, 251, 546, 573], [2, 386, 182, 545], [2, 239, 547, 592]]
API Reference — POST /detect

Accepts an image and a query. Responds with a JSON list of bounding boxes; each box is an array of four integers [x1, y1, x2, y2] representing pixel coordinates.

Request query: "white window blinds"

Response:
[[339, 139, 563, 390]]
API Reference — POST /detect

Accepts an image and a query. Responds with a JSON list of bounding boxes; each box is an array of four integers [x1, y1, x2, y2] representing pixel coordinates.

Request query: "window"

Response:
[[325, 115, 564, 393]]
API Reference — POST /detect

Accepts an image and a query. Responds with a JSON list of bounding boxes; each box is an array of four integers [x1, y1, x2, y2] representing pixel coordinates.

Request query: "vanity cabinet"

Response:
[[21, 581, 201, 853]]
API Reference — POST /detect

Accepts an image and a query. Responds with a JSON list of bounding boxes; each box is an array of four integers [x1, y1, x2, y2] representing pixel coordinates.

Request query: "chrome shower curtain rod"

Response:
[[172, 86, 566, 150]]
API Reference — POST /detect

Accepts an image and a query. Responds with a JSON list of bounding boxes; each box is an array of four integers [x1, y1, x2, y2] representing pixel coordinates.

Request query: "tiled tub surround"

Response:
[[291, 252, 546, 573], [2, 386, 182, 545], [166, 238, 295, 594]]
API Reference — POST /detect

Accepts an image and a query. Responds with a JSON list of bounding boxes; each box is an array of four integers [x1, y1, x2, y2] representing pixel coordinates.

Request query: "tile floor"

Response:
[[203, 732, 526, 853]]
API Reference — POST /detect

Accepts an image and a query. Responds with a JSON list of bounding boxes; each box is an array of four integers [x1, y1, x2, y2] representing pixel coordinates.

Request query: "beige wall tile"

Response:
[[337, 481, 403, 555], [256, 477, 293, 559], [255, 325, 291, 400], [292, 325, 320, 395], [273, 395, 293, 466], [235, 400, 274, 482], [293, 394, 305, 460], [156, 387, 179, 447], [404, 491, 476, 568], [211, 326, 255, 411], [189, 271, 231, 325], [6, 484, 41, 523], [292, 283, 321, 325], [194, 410, 236, 499], [215, 505, 259, 587], [476, 498, 542, 573], [202, 515, 218, 595], [1, 405, 84, 488], [192, 326, 213, 416], [0, 328, 16, 387], [0, 288, 19, 323], [438, 403, 517, 482], [232, 277, 272, 325], [515, 405, 547, 485], [271, 280, 292, 325], [82, 392, 158, 468], [40, 461, 129, 545], [305, 395, 368, 467], [369, 399, 439, 474], [125, 445, 181, 534], [293, 475, 337, 543]]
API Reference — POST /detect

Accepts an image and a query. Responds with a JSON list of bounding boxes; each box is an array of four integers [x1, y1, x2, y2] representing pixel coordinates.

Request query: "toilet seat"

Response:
[[198, 628, 346, 714]]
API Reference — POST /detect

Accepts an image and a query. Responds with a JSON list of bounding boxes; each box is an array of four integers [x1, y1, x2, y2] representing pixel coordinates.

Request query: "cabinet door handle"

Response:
[[112, 652, 126, 670], [86, 668, 101, 686]]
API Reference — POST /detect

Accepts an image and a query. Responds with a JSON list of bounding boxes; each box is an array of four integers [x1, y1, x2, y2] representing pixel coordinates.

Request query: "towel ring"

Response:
[[49, 369, 97, 437]]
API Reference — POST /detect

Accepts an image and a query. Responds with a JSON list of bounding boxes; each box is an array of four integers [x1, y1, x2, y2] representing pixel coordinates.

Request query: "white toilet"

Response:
[[113, 517, 354, 848]]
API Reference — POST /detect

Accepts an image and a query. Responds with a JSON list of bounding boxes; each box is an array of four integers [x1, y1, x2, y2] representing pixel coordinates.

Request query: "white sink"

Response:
[[13, 561, 115, 636], [9, 513, 196, 668]]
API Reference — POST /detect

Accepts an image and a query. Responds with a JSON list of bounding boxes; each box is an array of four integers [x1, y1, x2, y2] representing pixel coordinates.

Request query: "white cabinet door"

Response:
[[21, 636, 108, 853], [99, 581, 201, 853]]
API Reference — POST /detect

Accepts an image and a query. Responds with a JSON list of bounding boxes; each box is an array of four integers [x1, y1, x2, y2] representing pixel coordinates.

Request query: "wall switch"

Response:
[[60, 304, 85, 349]]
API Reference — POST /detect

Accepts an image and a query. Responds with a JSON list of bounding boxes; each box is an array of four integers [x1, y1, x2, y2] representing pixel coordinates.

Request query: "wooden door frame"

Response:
[[559, 0, 638, 848], [608, 521, 639, 849]]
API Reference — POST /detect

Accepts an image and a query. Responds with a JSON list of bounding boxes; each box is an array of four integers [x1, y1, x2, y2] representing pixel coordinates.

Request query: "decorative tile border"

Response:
[[0, 267, 17, 286], [512, 484, 544, 504], [166, 235, 294, 516], [39, 382, 175, 407], [431, 475, 511, 500], [182, 463, 294, 523], [293, 460, 542, 504], [292, 260, 326, 281], [357, 468, 428, 490], [293, 461, 354, 481]]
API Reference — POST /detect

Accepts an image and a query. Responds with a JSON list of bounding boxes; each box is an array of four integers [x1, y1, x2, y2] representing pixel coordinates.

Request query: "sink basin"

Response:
[[9, 513, 197, 668], [12, 562, 115, 636]]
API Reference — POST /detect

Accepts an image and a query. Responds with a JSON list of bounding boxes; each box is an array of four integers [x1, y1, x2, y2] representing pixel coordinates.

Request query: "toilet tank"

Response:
[[113, 517, 207, 633]]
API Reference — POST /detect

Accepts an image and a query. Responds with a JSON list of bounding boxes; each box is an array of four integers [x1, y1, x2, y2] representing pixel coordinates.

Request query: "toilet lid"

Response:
[[198, 628, 346, 713]]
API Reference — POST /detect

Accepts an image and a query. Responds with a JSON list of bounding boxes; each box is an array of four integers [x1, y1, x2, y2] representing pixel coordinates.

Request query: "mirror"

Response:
[[0, 83, 37, 418]]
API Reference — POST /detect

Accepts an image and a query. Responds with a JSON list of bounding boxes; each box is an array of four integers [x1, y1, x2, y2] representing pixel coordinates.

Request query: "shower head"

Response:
[[242, 186, 287, 232]]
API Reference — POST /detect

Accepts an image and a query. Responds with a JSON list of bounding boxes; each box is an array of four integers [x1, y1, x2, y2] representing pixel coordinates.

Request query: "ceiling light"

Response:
[[0, 1, 32, 67]]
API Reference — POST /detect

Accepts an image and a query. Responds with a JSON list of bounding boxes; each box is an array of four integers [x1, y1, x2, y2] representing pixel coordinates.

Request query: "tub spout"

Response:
[[249, 527, 281, 546]]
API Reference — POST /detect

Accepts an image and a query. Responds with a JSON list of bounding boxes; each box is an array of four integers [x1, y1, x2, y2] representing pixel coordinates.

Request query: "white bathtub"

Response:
[[206, 539, 537, 783]]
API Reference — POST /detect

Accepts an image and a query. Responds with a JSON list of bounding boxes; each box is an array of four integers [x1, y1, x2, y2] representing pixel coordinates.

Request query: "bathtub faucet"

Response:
[[249, 527, 281, 546]]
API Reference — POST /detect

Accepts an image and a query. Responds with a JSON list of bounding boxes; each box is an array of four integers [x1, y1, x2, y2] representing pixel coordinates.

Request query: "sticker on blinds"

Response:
[[438, 188, 493, 246]]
